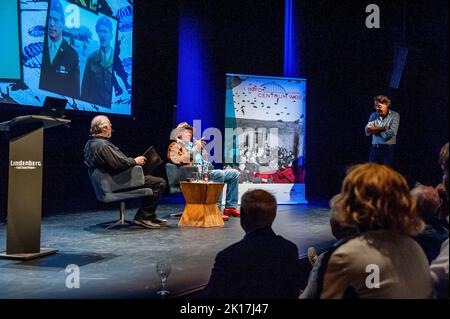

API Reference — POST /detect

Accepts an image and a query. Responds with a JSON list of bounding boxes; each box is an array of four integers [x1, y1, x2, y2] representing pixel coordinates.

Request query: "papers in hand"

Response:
[[142, 146, 163, 174]]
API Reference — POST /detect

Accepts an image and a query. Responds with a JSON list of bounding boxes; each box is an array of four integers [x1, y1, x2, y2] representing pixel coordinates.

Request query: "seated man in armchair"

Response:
[[84, 115, 167, 229], [167, 122, 240, 220]]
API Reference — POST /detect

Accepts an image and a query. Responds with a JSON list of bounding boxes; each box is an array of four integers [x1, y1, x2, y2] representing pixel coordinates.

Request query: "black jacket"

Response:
[[415, 220, 449, 263], [39, 38, 80, 98], [204, 227, 301, 299], [84, 136, 136, 173], [81, 50, 113, 108]]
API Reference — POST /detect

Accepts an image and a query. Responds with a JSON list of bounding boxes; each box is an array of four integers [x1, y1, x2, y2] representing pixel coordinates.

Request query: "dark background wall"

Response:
[[0, 0, 448, 218], [298, 0, 449, 199]]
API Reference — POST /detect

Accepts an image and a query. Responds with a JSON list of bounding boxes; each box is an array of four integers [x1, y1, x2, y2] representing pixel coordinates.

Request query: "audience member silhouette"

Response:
[[204, 190, 301, 299]]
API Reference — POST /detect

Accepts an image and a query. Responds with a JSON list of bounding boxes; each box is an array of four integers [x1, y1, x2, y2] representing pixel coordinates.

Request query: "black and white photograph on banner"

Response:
[[224, 74, 307, 203]]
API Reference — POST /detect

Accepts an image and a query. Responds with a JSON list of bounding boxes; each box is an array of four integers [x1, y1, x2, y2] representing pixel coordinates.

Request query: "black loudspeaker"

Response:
[[389, 45, 409, 89]]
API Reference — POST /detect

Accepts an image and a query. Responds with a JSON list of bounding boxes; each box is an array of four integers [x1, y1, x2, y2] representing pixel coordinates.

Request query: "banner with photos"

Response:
[[224, 74, 307, 204]]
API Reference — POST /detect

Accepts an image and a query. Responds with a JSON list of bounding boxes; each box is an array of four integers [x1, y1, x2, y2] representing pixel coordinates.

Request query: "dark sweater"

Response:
[[204, 227, 301, 299], [84, 136, 136, 173]]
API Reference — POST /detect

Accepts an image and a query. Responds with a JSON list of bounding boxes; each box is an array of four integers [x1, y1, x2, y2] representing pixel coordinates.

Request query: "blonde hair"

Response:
[[330, 163, 423, 236]]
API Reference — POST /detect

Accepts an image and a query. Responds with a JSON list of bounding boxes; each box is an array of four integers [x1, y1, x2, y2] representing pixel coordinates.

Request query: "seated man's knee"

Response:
[[230, 169, 239, 178], [226, 169, 239, 180], [211, 170, 225, 182], [144, 176, 167, 191], [159, 178, 167, 189]]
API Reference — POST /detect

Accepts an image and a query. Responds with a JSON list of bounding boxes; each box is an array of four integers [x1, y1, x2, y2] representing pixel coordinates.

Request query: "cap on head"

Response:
[[50, 0, 64, 19]]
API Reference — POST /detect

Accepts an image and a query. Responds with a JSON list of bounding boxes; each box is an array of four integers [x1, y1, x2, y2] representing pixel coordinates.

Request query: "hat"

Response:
[[177, 122, 194, 131], [169, 122, 194, 140], [50, 0, 64, 18]]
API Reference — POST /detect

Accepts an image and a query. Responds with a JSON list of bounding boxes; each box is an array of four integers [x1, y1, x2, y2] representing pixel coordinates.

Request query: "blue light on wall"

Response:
[[176, 8, 215, 134], [284, 0, 300, 77]]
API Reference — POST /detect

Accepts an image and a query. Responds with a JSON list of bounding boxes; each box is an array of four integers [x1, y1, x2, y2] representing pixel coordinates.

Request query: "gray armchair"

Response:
[[88, 166, 153, 229], [165, 163, 197, 193], [165, 163, 197, 217]]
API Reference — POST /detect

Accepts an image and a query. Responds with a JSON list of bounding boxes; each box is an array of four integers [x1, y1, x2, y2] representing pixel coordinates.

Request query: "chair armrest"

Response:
[[109, 166, 145, 192], [166, 163, 197, 187]]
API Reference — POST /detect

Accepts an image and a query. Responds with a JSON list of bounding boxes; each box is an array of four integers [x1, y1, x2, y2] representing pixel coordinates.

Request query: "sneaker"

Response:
[[223, 207, 240, 217], [222, 214, 230, 221], [150, 217, 168, 226], [307, 246, 318, 265], [133, 218, 161, 229]]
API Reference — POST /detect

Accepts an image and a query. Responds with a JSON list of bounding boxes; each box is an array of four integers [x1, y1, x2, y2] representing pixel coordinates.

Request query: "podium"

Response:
[[0, 115, 70, 260]]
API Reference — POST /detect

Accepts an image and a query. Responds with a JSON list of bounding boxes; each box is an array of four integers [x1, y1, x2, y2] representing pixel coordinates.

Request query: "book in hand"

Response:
[[142, 146, 163, 174]]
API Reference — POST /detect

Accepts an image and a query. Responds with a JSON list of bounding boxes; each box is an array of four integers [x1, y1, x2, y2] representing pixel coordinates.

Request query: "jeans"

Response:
[[210, 169, 239, 208], [369, 144, 395, 167]]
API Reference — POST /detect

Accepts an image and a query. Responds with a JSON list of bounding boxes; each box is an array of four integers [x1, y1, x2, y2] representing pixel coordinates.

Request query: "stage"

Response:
[[0, 202, 335, 299]]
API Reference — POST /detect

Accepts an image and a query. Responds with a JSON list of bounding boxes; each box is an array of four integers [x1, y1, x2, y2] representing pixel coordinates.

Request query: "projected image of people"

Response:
[[39, 0, 80, 98], [72, 0, 98, 12], [81, 16, 116, 108], [0, 0, 132, 115]]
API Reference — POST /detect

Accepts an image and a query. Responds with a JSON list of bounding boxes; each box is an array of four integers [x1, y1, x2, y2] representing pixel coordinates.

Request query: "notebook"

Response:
[[40, 96, 68, 118], [142, 146, 163, 174]]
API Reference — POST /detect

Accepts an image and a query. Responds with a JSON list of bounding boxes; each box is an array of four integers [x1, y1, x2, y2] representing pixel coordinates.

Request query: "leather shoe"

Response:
[[223, 208, 240, 217], [222, 214, 229, 221], [150, 217, 168, 226], [133, 218, 161, 229]]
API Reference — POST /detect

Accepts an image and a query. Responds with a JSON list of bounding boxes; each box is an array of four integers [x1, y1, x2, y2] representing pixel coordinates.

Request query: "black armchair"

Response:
[[87, 166, 153, 229]]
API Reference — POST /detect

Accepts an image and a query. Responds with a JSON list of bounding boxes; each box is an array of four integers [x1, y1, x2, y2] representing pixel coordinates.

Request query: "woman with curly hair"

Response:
[[321, 163, 432, 298]]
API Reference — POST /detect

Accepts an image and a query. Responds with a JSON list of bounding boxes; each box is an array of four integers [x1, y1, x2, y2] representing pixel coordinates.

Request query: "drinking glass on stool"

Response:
[[202, 164, 212, 182], [193, 164, 202, 182], [191, 172, 200, 182], [202, 171, 210, 182], [156, 261, 172, 296]]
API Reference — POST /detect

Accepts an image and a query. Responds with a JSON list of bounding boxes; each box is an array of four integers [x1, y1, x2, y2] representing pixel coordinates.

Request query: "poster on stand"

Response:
[[224, 73, 307, 204]]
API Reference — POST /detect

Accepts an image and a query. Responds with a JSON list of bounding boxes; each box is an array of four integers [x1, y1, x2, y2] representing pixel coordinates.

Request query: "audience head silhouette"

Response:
[[240, 189, 276, 233], [331, 163, 424, 236], [411, 184, 442, 224]]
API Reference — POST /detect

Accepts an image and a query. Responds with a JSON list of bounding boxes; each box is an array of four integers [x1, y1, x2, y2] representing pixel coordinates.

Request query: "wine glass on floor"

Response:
[[156, 261, 172, 296]]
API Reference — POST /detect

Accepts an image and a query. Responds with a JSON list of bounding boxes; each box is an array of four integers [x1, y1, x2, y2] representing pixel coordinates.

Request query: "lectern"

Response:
[[0, 115, 70, 260]]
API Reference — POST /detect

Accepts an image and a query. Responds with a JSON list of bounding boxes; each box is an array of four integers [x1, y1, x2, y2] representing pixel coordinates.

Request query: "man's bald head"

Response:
[[90, 115, 112, 136]]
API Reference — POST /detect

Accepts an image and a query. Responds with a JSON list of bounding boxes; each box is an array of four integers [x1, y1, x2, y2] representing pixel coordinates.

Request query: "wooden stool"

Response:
[[178, 181, 225, 227]]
